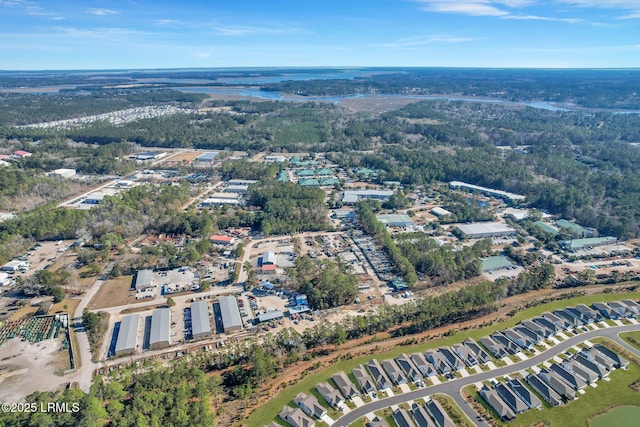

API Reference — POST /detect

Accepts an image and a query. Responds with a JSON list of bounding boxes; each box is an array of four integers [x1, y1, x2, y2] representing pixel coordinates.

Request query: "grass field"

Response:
[[620, 330, 640, 352], [589, 405, 640, 427], [245, 291, 640, 427]]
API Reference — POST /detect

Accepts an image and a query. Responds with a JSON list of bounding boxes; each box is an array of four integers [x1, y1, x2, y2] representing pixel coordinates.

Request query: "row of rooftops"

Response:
[[481, 342, 628, 422], [479, 300, 640, 359], [274, 300, 637, 427]]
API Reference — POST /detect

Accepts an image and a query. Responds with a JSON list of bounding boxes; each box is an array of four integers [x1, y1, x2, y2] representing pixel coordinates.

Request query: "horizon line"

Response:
[[2, 66, 640, 73]]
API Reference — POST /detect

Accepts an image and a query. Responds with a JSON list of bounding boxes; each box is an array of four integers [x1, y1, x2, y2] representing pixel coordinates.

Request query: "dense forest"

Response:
[[248, 182, 331, 236]]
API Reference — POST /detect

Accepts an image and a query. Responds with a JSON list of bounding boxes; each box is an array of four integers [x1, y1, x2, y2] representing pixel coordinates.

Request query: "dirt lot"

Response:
[[0, 338, 72, 403], [160, 151, 202, 163], [88, 275, 135, 310]]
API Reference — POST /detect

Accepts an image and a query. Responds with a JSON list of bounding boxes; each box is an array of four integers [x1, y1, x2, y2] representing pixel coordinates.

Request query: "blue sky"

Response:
[[0, 0, 639, 69]]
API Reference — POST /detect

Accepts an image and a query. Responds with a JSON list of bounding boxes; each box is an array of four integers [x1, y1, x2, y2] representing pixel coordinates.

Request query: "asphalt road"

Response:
[[333, 323, 640, 427]]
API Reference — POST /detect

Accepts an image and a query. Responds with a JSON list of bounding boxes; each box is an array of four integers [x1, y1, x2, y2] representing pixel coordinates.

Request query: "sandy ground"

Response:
[[0, 339, 71, 403]]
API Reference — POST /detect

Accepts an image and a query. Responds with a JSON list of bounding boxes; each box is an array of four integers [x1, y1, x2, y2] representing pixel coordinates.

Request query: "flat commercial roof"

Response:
[[560, 237, 617, 251], [190, 301, 211, 338], [376, 214, 414, 227], [257, 310, 284, 323], [196, 152, 219, 161], [135, 269, 154, 290], [262, 252, 276, 265], [149, 308, 170, 347], [219, 296, 242, 332], [481, 256, 513, 273], [456, 222, 516, 237], [450, 181, 525, 201], [115, 314, 139, 354]]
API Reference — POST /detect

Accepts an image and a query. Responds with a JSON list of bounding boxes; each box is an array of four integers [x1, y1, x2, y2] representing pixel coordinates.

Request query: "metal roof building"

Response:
[[196, 152, 219, 162], [456, 222, 516, 239], [262, 251, 276, 265], [114, 314, 140, 356], [149, 308, 170, 350], [191, 301, 212, 340], [449, 181, 525, 202], [134, 269, 154, 291], [481, 256, 513, 273], [219, 296, 243, 333], [376, 214, 414, 227]]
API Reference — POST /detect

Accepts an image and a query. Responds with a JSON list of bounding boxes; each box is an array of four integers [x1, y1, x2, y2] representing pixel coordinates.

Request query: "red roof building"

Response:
[[261, 264, 277, 274], [209, 235, 235, 245], [13, 150, 32, 158]]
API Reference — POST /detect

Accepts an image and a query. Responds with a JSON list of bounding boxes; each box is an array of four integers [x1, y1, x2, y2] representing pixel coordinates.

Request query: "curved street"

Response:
[[333, 323, 640, 426]]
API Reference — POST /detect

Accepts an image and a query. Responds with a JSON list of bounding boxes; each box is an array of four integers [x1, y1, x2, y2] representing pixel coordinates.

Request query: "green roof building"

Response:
[[559, 237, 617, 251], [534, 221, 558, 235], [481, 256, 513, 273], [299, 178, 320, 186], [296, 169, 316, 177]]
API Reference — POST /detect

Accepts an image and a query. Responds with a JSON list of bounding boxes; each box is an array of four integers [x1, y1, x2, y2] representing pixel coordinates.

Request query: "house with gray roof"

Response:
[[410, 353, 437, 377], [593, 344, 628, 369], [503, 328, 535, 349], [480, 336, 509, 359], [366, 359, 392, 391], [525, 374, 563, 406], [514, 325, 542, 345], [580, 348, 616, 371], [382, 359, 407, 385], [539, 368, 576, 400], [562, 360, 599, 384], [479, 385, 516, 422], [425, 399, 455, 427], [620, 299, 640, 316], [315, 382, 343, 408], [495, 382, 529, 414], [542, 311, 572, 330], [607, 301, 634, 318], [554, 309, 584, 327], [437, 347, 465, 371], [532, 316, 562, 334], [575, 304, 603, 322], [575, 352, 609, 378], [331, 372, 359, 399], [462, 338, 491, 363], [425, 350, 452, 375], [520, 320, 552, 340], [452, 343, 479, 367], [353, 364, 376, 394], [506, 378, 541, 409], [491, 332, 521, 354], [591, 302, 620, 320], [279, 406, 315, 427], [550, 363, 587, 390], [564, 307, 592, 325], [410, 403, 433, 427], [294, 393, 326, 419], [392, 408, 416, 427], [395, 354, 422, 383]]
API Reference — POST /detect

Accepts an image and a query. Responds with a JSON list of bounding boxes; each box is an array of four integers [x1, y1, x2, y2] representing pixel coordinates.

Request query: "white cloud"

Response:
[[504, 14, 581, 22], [154, 19, 180, 26], [0, 0, 27, 6], [86, 8, 119, 16], [382, 34, 479, 48], [214, 25, 303, 36], [419, 1, 510, 16]]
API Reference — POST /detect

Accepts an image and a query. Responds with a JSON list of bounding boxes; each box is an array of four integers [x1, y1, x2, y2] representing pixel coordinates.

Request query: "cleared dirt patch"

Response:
[[0, 338, 72, 403], [88, 275, 135, 309]]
